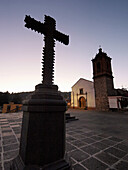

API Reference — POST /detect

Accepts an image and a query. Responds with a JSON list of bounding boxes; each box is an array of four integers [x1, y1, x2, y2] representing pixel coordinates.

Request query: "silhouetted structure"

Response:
[[11, 15, 71, 169], [92, 48, 115, 111], [24, 15, 69, 85]]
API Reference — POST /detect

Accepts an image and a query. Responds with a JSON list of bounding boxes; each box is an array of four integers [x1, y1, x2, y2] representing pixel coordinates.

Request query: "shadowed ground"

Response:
[[0, 109, 128, 170]]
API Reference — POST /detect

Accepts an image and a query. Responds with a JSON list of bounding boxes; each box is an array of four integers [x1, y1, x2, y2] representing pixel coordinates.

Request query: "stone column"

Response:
[[11, 84, 71, 170]]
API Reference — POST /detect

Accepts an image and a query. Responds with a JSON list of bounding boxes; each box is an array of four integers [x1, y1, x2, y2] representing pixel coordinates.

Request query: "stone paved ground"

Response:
[[0, 109, 128, 170]]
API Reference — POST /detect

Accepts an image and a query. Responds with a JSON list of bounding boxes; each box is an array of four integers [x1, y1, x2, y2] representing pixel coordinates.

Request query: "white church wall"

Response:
[[71, 78, 96, 108]]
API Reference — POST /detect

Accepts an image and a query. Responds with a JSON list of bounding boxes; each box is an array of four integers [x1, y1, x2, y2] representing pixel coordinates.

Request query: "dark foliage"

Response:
[[0, 91, 10, 106]]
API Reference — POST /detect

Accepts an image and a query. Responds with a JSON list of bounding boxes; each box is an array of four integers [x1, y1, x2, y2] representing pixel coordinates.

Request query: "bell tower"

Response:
[[92, 48, 115, 111]]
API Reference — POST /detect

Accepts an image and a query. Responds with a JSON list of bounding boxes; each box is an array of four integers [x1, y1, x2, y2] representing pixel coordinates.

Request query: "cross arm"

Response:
[[24, 15, 69, 45], [24, 15, 46, 35], [54, 30, 69, 45]]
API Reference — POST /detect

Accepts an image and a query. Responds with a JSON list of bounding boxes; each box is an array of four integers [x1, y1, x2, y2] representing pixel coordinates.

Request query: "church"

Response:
[[71, 78, 95, 109], [71, 48, 128, 111]]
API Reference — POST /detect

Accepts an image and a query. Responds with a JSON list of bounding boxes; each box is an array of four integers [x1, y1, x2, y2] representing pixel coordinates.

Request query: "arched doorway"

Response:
[[79, 97, 86, 108]]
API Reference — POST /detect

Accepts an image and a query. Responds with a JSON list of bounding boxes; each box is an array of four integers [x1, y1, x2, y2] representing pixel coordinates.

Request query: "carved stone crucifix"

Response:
[[24, 15, 69, 86]]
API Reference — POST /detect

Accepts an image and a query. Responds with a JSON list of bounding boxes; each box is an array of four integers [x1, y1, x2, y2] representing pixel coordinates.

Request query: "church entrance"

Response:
[[79, 97, 86, 108]]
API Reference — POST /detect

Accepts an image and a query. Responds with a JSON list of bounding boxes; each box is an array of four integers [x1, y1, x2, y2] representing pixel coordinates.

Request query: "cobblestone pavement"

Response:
[[0, 109, 128, 170]]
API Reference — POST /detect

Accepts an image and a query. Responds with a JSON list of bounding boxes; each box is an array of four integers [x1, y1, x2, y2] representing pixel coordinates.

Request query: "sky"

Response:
[[0, 0, 128, 93]]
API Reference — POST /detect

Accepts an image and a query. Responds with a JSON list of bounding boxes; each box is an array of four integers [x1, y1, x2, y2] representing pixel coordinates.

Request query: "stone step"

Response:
[[65, 113, 78, 123]]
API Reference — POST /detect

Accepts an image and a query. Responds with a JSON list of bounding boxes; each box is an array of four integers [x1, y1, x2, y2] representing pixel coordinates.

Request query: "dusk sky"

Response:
[[0, 0, 128, 92]]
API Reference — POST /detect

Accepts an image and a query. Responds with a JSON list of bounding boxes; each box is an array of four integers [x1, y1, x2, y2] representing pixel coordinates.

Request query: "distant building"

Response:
[[2, 102, 22, 113], [71, 78, 95, 109]]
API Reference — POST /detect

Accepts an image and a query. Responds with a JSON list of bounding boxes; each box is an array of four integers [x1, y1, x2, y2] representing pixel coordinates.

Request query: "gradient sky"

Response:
[[0, 0, 128, 92]]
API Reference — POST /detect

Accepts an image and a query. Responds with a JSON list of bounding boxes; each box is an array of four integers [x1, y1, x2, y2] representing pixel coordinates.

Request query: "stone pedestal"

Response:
[[11, 84, 71, 170]]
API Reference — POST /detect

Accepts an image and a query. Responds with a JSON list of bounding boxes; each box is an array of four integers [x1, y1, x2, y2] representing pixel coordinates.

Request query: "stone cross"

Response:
[[24, 15, 69, 86]]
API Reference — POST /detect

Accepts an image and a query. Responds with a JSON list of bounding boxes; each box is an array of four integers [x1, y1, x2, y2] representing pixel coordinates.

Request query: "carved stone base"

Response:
[[11, 84, 71, 170]]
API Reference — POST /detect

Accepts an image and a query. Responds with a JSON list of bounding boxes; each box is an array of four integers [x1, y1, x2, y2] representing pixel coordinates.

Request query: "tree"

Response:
[[0, 91, 10, 106], [11, 94, 22, 104]]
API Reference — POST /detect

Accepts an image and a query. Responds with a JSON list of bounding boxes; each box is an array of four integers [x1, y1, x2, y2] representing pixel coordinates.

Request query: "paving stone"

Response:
[[66, 142, 77, 152], [2, 138, 17, 145], [82, 129, 92, 133], [82, 132, 96, 137], [114, 160, 128, 170], [90, 135, 103, 141], [114, 143, 128, 152], [0, 163, 2, 170], [82, 137, 95, 144], [15, 134, 21, 139], [104, 147, 127, 158], [72, 163, 86, 170], [0, 117, 7, 120], [70, 157, 77, 166], [4, 161, 11, 170], [71, 140, 87, 147], [92, 141, 109, 150], [17, 138, 20, 142], [3, 143, 19, 152], [3, 149, 19, 161], [81, 145, 100, 155], [67, 131, 76, 135], [98, 133, 111, 138], [108, 137, 123, 142], [69, 149, 89, 162], [2, 132, 14, 137], [13, 130, 21, 134], [0, 123, 8, 126], [123, 154, 128, 162], [81, 157, 108, 170], [121, 140, 128, 146], [1, 129, 12, 133], [72, 134, 86, 139], [66, 136, 76, 142], [11, 124, 20, 127], [12, 127, 21, 131], [3, 135, 16, 140], [74, 130, 84, 133], [95, 151, 119, 166], [1, 126, 10, 129], [101, 139, 117, 146]]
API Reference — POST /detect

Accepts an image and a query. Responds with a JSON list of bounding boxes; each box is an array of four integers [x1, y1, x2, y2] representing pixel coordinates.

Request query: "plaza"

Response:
[[0, 109, 128, 169]]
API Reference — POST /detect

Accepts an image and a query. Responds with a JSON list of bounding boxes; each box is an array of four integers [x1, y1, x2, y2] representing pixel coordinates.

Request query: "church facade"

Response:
[[71, 78, 96, 109]]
